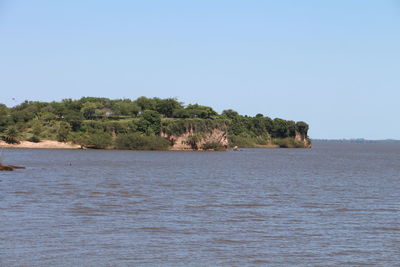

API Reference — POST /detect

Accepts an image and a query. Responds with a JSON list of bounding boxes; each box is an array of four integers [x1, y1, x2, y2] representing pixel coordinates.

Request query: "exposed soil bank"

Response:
[[161, 128, 228, 150]]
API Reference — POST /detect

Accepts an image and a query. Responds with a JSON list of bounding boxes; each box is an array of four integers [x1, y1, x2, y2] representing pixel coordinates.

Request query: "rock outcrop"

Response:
[[0, 164, 25, 171]]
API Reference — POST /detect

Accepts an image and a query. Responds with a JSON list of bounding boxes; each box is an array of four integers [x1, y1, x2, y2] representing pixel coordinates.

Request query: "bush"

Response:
[[273, 138, 305, 148], [116, 133, 170, 150], [137, 110, 161, 135], [2, 127, 20, 144], [28, 135, 41, 143], [69, 132, 86, 145], [254, 134, 270, 145], [71, 131, 113, 149], [228, 134, 273, 148], [87, 131, 113, 148], [228, 134, 257, 148], [57, 121, 71, 142], [201, 142, 226, 151], [185, 133, 203, 149], [296, 121, 309, 135]]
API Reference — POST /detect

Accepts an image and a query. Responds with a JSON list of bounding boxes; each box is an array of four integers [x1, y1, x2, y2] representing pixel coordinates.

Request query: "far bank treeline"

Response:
[[0, 97, 310, 150]]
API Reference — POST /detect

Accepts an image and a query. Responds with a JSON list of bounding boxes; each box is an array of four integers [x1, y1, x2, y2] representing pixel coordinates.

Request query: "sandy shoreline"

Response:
[[0, 140, 81, 150]]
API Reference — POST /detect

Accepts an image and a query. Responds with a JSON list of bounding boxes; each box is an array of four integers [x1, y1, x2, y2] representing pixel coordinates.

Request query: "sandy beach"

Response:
[[0, 140, 81, 149]]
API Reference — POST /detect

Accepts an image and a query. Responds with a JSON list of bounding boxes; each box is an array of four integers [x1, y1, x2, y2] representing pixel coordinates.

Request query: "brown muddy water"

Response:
[[1, 142, 399, 266]]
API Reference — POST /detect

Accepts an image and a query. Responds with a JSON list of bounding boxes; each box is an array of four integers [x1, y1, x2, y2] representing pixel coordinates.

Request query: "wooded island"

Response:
[[0, 97, 310, 150]]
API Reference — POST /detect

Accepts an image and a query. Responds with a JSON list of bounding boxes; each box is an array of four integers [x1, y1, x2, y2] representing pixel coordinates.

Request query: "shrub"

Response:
[[137, 110, 161, 135], [228, 134, 256, 148], [57, 121, 71, 142], [296, 121, 309, 135], [2, 127, 20, 144], [185, 133, 203, 149], [116, 133, 170, 150], [87, 131, 113, 149], [201, 142, 226, 151], [69, 132, 87, 145], [255, 134, 270, 145], [272, 138, 305, 148], [71, 131, 113, 149], [28, 135, 41, 143]]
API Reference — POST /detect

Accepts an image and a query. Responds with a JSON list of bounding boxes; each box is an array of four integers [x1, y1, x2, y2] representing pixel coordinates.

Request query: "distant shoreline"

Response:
[[312, 139, 400, 144]]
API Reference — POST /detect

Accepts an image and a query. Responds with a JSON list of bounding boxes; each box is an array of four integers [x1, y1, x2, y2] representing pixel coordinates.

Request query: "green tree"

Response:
[[287, 120, 296, 137], [185, 104, 217, 119], [11, 110, 35, 123], [272, 118, 289, 138], [112, 100, 140, 116], [0, 104, 11, 131], [135, 96, 157, 111], [48, 102, 66, 119], [63, 110, 83, 131], [57, 121, 72, 142], [249, 115, 269, 136], [222, 109, 239, 119], [228, 116, 247, 136], [172, 108, 190, 118], [81, 102, 98, 119], [2, 126, 20, 144], [137, 110, 162, 135], [296, 121, 309, 135], [155, 98, 183, 117], [31, 120, 44, 136]]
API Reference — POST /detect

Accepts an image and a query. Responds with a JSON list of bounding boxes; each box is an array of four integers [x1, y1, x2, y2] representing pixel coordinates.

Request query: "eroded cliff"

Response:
[[161, 128, 228, 150], [295, 131, 312, 148]]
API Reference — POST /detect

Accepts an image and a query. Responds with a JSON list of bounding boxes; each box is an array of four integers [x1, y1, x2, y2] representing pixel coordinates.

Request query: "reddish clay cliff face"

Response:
[[161, 128, 228, 150], [295, 131, 312, 148]]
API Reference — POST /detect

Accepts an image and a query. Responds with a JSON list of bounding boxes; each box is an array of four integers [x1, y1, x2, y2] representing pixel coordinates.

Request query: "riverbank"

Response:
[[0, 139, 310, 150], [0, 140, 81, 149], [0, 97, 310, 152]]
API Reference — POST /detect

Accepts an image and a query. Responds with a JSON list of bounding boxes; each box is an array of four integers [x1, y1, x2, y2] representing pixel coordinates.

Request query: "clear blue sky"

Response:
[[1, 0, 399, 139]]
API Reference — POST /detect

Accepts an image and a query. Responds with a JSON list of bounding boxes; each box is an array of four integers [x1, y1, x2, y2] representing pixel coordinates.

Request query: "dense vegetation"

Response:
[[0, 97, 309, 149]]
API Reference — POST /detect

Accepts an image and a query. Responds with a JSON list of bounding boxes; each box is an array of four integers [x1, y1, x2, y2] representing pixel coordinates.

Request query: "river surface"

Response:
[[1, 142, 399, 266]]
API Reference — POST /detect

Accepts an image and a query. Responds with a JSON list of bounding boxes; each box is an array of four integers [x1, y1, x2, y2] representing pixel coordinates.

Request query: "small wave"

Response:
[[373, 227, 400, 231], [329, 250, 369, 256], [13, 191, 34, 195], [334, 208, 370, 212], [185, 203, 270, 209], [70, 205, 105, 216], [228, 203, 271, 208], [90, 191, 103, 195], [251, 259, 271, 264], [301, 204, 322, 209], [339, 261, 376, 266], [214, 238, 250, 244], [139, 226, 171, 233]]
